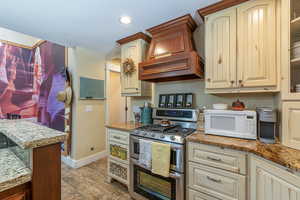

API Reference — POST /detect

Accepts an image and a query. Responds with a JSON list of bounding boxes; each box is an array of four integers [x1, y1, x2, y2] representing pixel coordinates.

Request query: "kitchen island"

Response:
[[0, 120, 66, 200]]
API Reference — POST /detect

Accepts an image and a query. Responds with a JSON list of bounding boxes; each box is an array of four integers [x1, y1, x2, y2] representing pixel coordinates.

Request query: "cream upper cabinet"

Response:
[[120, 39, 151, 97], [205, 0, 279, 93], [282, 102, 300, 150], [205, 8, 237, 89], [250, 155, 300, 200], [281, 0, 300, 100], [237, 0, 276, 88]]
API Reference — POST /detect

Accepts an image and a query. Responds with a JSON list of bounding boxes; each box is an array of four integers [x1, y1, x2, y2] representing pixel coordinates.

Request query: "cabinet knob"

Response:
[[207, 78, 211, 82], [239, 80, 244, 87], [230, 80, 235, 84]]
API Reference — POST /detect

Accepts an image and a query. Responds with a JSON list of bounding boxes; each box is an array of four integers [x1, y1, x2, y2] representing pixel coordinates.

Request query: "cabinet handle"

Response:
[[218, 55, 222, 64], [207, 176, 222, 183], [207, 156, 222, 162], [113, 136, 121, 140]]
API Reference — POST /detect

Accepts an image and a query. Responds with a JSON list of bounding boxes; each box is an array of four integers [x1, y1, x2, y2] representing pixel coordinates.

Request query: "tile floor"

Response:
[[61, 157, 131, 200]]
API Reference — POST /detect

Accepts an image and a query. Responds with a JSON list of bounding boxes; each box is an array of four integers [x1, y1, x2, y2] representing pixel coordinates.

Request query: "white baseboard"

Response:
[[62, 151, 107, 168]]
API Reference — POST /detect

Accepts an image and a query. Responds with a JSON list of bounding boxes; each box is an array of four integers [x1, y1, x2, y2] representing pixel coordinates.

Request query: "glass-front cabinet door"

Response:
[[282, 0, 300, 100]]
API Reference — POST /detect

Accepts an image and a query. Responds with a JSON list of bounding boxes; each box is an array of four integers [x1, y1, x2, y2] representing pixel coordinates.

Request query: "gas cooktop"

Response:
[[132, 124, 196, 144]]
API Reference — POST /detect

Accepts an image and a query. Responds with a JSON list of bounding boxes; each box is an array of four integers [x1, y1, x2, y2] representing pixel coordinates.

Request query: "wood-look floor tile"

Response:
[[61, 157, 130, 200]]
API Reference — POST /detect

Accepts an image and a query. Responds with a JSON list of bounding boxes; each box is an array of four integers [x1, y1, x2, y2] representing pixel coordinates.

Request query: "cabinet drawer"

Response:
[[188, 142, 246, 174], [109, 142, 129, 163], [108, 129, 130, 145], [108, 158, 129, 185], [188, 189, 220, 200], [188, 163, 246, 200]]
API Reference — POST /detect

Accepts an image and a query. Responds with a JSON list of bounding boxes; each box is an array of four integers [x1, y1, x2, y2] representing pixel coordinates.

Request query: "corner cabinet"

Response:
[[281, 0, 300, 151], [281, 0, 300, 100], [117, 33, 152, 97], [205, 0, 279, 93], [250, 155, 300, 200]]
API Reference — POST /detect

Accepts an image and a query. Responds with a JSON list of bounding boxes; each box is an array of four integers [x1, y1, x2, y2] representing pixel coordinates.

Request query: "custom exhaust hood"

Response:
[[139, 14, 204, 82]]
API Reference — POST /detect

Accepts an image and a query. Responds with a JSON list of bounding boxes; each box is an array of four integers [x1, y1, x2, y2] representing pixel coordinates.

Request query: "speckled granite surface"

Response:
[[106, 122, 143, 132], [187, 131, 300, 172], [0, 120, 66, 149], [0, 149, 31, 192]]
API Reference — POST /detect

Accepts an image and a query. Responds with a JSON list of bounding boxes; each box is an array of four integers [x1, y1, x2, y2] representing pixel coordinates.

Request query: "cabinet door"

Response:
[[205, 8, 237, 89], [282, 102, 300, 150], [250, 155, 300, 200], [237, 0, 276, 88], [121, 40, 141, 95]]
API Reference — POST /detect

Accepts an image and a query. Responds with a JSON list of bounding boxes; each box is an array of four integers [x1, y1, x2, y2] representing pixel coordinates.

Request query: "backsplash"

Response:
[[130, 79, 277, 112]]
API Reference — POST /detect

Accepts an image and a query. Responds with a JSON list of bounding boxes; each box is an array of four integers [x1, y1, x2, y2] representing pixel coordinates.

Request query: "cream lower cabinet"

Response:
[[187, 142, 247, 200], [107, 128, 130, 186], [205, 0, 278, 93], [250, 155, 300, 200], [120, 39, 151, 97], [282, 102, 300, 150]]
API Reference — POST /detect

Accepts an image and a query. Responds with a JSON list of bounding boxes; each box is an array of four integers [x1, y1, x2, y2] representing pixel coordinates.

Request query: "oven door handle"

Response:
[[131, 159, 183, 179], [131, 159, 152, 171]]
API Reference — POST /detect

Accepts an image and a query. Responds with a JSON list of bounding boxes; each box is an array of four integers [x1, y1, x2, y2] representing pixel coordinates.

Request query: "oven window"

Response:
[[211, 116, 235, 131], [134, 165, 176, 200]]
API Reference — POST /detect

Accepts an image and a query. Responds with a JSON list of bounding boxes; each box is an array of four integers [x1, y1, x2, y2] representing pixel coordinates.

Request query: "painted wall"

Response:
[[68, 47, 106, 160], [0, 27, 40, 47]]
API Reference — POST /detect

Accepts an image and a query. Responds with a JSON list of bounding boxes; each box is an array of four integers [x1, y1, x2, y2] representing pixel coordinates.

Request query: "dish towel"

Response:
[[139, 139, 152, 169], [151, 142, 171, 177]]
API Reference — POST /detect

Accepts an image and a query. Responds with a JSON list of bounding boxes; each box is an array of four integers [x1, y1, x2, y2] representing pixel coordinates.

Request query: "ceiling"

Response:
[[0, 0, 220, 53]]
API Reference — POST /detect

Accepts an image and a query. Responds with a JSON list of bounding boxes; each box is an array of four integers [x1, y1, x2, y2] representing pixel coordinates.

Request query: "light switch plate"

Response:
[[85, 105, 93, 112]]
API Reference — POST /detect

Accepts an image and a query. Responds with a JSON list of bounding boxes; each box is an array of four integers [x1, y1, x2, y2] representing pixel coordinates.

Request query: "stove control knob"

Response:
[[143, 132, 147, 136], [170, 136, 176, 141], [160, 135, 165, 139], [151, 134, 156, 137]]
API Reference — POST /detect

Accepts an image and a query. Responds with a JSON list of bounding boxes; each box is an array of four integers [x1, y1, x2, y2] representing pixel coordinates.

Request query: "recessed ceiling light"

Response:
[[120, 16, 132, 24]]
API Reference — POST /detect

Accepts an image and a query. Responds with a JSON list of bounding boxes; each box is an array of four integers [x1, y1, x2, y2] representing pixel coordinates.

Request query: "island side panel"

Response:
[[32, 143, 61, 200]]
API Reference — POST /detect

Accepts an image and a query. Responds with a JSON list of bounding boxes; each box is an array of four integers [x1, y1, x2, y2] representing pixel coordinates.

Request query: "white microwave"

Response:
[[204, 110, 257, 140]]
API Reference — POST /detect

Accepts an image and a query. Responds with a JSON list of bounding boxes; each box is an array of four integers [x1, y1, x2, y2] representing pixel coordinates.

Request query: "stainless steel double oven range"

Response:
[[130, 108, 198, 200]]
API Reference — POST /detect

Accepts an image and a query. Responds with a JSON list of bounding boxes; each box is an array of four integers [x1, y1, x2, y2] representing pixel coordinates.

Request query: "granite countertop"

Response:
[[0, 148, 31, 192], [187, 131, 300, 172], [0, 120, 67, 149], [106, 122, 143, 132]]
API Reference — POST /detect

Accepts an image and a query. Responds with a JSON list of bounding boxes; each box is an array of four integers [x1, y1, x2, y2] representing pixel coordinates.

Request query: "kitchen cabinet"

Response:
[[205, 7, 237, 89], [4, 192, 26, 200], [249, 155, 300, 200], [237, 0, 277, 88], [281, 0, 300, 151], [204, 0, 279, 93], [281, 0, 300, 100], [107, 128, 130, 186], [0, 183, 30, 200], [282, 102, 300, 150], [187, 142, 247, 200], [117, 33, 152, 97]]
